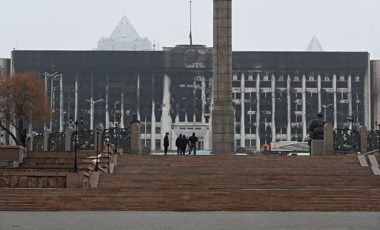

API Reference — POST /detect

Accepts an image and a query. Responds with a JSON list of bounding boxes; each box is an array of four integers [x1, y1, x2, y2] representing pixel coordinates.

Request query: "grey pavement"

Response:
[[1, 212, 380, 230]]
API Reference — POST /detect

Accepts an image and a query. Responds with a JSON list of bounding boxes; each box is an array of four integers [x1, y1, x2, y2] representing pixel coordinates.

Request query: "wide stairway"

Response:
[[1, 155, 380, 211]]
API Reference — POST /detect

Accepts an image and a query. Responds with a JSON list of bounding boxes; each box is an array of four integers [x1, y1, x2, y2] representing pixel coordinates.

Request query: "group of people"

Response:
[[164, 112, 325, 156], [163, 132, 198, 155]]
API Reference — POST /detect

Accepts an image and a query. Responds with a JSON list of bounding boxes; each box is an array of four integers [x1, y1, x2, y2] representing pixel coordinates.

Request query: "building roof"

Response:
[[109, 15, 140, 42], [97, 15, 152, 51], [306, 35, 324, 52]]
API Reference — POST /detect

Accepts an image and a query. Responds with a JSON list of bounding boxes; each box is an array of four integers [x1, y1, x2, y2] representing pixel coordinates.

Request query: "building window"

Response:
[[246, 81, 255, 88], [232, 81, 241, 88], [294, 77, 299, 82], [309, 76, 315, 81], [324, 77, 330, 82]]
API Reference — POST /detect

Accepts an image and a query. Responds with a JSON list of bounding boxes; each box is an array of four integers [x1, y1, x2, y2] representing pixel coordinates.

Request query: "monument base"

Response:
[[212, 106, 234, 155]]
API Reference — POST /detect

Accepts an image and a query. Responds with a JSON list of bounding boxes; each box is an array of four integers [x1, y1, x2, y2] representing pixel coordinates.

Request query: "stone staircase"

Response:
[[1, 155, 380, 211], [0, 151, 110, 188]]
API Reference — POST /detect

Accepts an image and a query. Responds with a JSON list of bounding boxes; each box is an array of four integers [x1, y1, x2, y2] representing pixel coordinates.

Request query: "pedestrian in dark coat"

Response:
[[180, 135, 188, 155], [188, 132, 198, 155], [163, 132, 169, 155], [175, 134, 182, 155]]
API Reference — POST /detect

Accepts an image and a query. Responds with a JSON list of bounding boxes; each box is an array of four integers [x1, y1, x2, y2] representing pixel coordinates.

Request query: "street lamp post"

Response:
[[86, 98, 105, 130], [43, 72, 63, 131], [115, 111, 121, 153], [321, 103, 333, 121], [70, 116, 83, 173]]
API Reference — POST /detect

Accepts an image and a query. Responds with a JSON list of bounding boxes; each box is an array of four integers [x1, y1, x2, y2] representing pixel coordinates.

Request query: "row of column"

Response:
[[41, 71, 368, 152], [238, 73, 359, 151]]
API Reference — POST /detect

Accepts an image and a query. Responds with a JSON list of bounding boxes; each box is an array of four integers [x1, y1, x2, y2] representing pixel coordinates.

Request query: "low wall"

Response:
[[0, 146, 26, 165], [0, 172, 88, 188]]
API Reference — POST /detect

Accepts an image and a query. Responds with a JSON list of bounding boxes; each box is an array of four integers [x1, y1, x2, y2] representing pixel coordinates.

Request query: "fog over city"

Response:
[[0, 0, 379, 58]]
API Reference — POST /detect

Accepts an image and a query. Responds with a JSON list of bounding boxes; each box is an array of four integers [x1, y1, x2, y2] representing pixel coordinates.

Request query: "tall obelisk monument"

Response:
[[212, 0, 234, 154]]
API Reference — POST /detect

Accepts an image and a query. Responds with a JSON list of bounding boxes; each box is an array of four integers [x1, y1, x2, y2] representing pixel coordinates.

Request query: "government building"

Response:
[[2, 17, 380, 152], [8, 46, 380, 152]]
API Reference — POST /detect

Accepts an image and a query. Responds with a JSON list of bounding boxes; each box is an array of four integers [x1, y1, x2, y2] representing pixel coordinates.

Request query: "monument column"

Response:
[[212, 0, 234, 154]]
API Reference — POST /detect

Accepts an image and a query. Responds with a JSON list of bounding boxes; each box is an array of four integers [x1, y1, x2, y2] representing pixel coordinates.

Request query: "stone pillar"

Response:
[[363, 54, 371, 128], [43, 129, 51, 151], [348, 74, 353, 120], [302, 74, 307, 140], [358, 125, 368, 154], [29, 131, 37, 151], [94, 124, 104, 153], [59, 76, 63, 132], [271, 74, 276, 142], [75, 74, 78, 122], [212, 0, 234, 154], [105, 75, 110, 129], [318, 74, 322, 110], [240, 73, 245, 147], [256, 73, 261, 152], [333, 74, 337, 129], [373, 61, 380, 128], [287, 74, 291, 141], [323, 123, 334, 155], [120, 79, 125, 129], [65, 126, 74, 152], [137, 74, 141, 121], [151, 100, 156, 151], [90, 74, 94, 130], [161, 74, 172, 150], [131, 121, 141, 155], [201, 76, 206, 123], [311, 140, 324, 156]]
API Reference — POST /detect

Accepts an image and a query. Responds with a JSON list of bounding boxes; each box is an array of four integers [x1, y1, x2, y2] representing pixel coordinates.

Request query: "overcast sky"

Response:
[[0, 0, 379, 59]]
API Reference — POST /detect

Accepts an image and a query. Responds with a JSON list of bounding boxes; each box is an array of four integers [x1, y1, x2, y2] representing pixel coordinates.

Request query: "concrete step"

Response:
[[1, 155, 378, 211], [98, 174, 380, 189], [1, 188, 380, 211]]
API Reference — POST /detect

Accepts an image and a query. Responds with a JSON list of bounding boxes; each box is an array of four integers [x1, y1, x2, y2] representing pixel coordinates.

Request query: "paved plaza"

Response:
[[0, 212, 379, 230]]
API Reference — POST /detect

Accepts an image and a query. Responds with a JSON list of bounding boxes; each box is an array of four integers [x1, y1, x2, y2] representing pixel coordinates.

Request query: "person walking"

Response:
[[188, 132, 198, 155], [163, 132, 169, 155], [175, 134, 182, 155], [180, 135, 188, 155]]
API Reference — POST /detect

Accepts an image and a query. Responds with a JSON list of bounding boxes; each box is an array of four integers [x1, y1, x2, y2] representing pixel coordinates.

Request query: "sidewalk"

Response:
[[1, 212, 379, 230]]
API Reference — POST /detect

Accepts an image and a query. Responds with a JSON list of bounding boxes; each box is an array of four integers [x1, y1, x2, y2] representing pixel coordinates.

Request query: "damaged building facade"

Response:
[[8, 46, 378, 151]]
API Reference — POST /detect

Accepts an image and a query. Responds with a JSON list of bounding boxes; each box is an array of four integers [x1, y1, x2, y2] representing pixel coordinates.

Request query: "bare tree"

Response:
[[0, 72, 51, 145]]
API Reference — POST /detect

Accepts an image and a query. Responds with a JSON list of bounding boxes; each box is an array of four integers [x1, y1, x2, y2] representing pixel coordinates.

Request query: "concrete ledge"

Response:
[[0, 173, 66, 188], [0, 145, 26, 163]]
